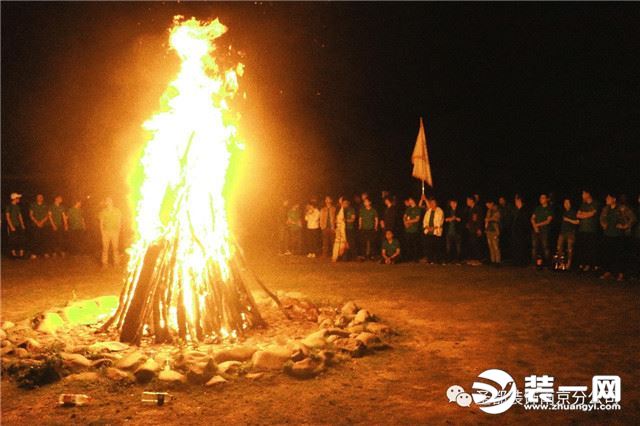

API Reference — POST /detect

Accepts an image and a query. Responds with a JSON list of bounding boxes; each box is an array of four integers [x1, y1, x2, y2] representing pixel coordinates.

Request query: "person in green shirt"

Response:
[[530, 193, 554, 265], [49, 195, 68, 257], [576, 190, 600, 272], [5, 193, 26, 257], [358, 198, 379, 260], [285, 203, 302, 255], [381, 230, 400, 264], [599, 193, 625, 281], [556, 198, 579, 269], [29, 193, 51, 258], [67, 200, 87, 255], [403, 196, 423, 262]]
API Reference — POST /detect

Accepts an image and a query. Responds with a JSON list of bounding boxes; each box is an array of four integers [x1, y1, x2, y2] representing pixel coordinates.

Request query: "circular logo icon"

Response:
[[471, 369, 517, 414]]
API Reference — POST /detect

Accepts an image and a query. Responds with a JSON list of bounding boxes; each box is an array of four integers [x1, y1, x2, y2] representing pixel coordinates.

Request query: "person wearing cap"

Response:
[[48, 195, 68, 257], [5, 193, 26, 258], [29, 193, 52, 259], [99, 197, 122, 268]]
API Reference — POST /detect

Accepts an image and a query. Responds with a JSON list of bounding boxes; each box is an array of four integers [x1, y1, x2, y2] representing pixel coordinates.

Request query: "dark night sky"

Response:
[[2, 1, 639, 212]]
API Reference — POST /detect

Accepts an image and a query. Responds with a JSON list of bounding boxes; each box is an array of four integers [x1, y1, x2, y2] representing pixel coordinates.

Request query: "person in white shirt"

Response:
[[422, 197, 444, 264], [304, 201, 321, 258]]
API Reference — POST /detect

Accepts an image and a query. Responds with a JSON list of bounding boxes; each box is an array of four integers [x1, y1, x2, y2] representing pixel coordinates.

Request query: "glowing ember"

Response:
[[103, 16, 263, 345]]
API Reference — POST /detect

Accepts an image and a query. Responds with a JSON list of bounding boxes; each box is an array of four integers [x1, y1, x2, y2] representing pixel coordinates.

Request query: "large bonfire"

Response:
[[102, 16, 264, 345]]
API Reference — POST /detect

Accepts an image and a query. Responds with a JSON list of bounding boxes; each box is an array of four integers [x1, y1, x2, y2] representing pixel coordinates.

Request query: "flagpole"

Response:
[[421, 180, 425, 197]]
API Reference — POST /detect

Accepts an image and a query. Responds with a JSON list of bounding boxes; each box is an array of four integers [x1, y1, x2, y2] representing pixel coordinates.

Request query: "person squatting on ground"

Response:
[[98, 197, 122, 268], [5, 193, 26, 258], [381, 230, 401, 264]]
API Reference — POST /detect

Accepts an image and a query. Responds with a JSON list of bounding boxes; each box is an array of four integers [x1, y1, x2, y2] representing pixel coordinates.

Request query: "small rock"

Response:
[[318, 318, 334, 329], [213, 345, 257, 363], [341, 301, 359, 316], [0, 329, 6, 340], [2, 321, 16, 330], [36, 312, 64, 335], [325, 328, 351, 337], [186, 359, 216, 384], [284, 357, 325, 379], [217, 360, 242, 375], [326, 335, 339, 344], [65, 372, 100, 382], [334, 315, 350, 328], [61, 352, 92, 368], [205, 375, 227, 386], [318, 350, 335, 365], [301, 330, 327, 349], [352, 309, 373, 325], [158, 369, 186, 383], [91, 358, 113, 369], [116, 350, 145, 370], [347, 324, 366, 334], [251, 347, 291, 371], [105, 367, 133, 382], [1, 344, 13, 356], [333, 338, 366, 358], [153, 351, 172, 367], [1, 339, 10, 348], [245, 372, 264, 380], [365, 322, 393, 336], [89, 341, 129, 353], [134, 358, 160, 383], [14, 347, 30, 358], [356, 332, 385, 349]]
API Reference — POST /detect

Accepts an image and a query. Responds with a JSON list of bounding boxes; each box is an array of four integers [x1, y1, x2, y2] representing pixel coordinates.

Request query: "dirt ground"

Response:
[[1, 253, 639, 425]]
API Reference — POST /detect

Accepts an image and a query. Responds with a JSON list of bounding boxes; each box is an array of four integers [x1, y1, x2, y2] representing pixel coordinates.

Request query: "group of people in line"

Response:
[[280, 190, 640, 281], [4, 192, 123, 268]]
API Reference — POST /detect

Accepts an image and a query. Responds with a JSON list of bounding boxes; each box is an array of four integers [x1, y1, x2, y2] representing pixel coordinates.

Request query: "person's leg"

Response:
[[486, 233, 494, 263], [556, 233, 565, 257], [111, 231, 120, 266], [494, 234, 501, 263], [454, 234, 462, 262], [531, 233, 539, 263], [566, 233, 575, 269], [541, 229, 550, 262], [101, 231, 110, 266], [445, 234, 453, 262]]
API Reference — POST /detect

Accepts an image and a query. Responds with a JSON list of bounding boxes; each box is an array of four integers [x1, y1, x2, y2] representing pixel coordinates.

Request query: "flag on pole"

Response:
[[411, 117, 433, 188]]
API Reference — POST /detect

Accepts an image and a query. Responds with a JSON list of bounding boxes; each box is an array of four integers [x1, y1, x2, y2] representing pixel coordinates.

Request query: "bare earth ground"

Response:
[[1, 253, 639, 425]]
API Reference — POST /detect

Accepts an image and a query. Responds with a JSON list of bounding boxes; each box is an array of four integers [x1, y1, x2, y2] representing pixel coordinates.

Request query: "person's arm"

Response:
[[381, 247, 388, 260], [530, 213, 538, 232], [564, 215, 580, 225], [18, 212, 26, 229], [358, 215, 363, 230], [600, 208, 607, 230], [5, 211, 15, 232], [391, 247, 400, 259], [577, 208, 596, 219], [374, 215, 379, 231], [48, 210, 57, 231], [62, 210, 69, 231], [81, 216, 86, 230], [29, 208, 37, 225]]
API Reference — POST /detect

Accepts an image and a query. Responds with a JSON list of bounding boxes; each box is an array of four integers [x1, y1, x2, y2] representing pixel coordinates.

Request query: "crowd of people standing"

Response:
[[279, 190, 640, 281], [4, 192, 123, 268]]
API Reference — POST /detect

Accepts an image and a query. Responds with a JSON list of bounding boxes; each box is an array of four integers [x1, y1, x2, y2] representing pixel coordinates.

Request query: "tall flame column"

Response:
[[102, 17, 263, 345]]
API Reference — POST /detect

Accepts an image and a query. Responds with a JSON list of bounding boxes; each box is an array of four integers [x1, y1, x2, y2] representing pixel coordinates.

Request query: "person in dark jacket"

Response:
[[510, 195, 530, 266], [444, 199, 463, 263]]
